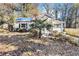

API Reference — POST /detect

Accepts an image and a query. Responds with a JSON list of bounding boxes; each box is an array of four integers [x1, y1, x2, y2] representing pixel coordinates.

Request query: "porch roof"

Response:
[[16, 17, 32, 21]]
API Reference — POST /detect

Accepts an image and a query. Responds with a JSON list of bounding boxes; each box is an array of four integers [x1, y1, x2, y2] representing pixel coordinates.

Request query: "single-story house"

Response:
[[13, 17, 33, 31], [12, 13, 65, 32]]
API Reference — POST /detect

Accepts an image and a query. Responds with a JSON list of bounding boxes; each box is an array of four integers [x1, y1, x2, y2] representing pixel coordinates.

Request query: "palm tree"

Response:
[[30, 19, 52, 38]]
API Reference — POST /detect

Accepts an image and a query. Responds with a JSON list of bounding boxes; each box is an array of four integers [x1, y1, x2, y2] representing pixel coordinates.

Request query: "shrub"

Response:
[[28, 29, 38, 37]]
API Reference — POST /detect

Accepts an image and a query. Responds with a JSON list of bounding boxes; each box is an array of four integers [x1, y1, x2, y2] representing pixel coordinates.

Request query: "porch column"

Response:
[[19, 22, 21, 29]]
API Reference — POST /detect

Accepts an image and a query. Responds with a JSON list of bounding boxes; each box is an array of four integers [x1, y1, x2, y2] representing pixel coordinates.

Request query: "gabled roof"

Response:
[[16, 17, 32, 21], [37, 14, 65, 24]]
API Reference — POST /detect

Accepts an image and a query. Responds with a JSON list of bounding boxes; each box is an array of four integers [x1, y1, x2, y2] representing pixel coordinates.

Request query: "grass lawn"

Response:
[[64, 28, 79, 37]]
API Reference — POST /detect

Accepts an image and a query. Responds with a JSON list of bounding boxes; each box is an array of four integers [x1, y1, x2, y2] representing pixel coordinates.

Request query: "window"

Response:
[[21, 24, 25, 27], [20, 23, 27, 29]]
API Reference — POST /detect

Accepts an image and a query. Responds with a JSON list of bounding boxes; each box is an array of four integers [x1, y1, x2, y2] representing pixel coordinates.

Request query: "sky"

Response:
[[37, 4, 46, 13]]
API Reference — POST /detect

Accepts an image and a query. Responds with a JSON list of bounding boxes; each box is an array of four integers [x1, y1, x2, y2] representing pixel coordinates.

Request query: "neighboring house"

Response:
[[13, 17, 33, 31], [37, 14, 65, 32]]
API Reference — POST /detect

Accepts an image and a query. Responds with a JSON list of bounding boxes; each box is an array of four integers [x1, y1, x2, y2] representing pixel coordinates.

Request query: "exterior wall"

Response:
[[13, 23, 19, 29], [52, 23, 64, 32]]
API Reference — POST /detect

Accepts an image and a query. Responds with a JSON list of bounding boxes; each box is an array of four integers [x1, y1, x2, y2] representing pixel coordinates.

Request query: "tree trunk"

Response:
[[74, 8, 78, 28], [39, 29, 42, 38], [55, 10, 58, 20]]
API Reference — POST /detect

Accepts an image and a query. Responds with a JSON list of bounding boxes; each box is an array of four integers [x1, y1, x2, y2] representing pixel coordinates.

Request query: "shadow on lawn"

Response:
[[0, 35, 48, 56]]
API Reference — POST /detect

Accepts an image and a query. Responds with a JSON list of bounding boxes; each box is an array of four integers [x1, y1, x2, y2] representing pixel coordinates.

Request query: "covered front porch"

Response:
[[13, 17, 33, 31]]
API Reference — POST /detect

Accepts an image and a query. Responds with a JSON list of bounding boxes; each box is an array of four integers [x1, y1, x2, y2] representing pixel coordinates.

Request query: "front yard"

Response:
[[0, 30, 79, 56]]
